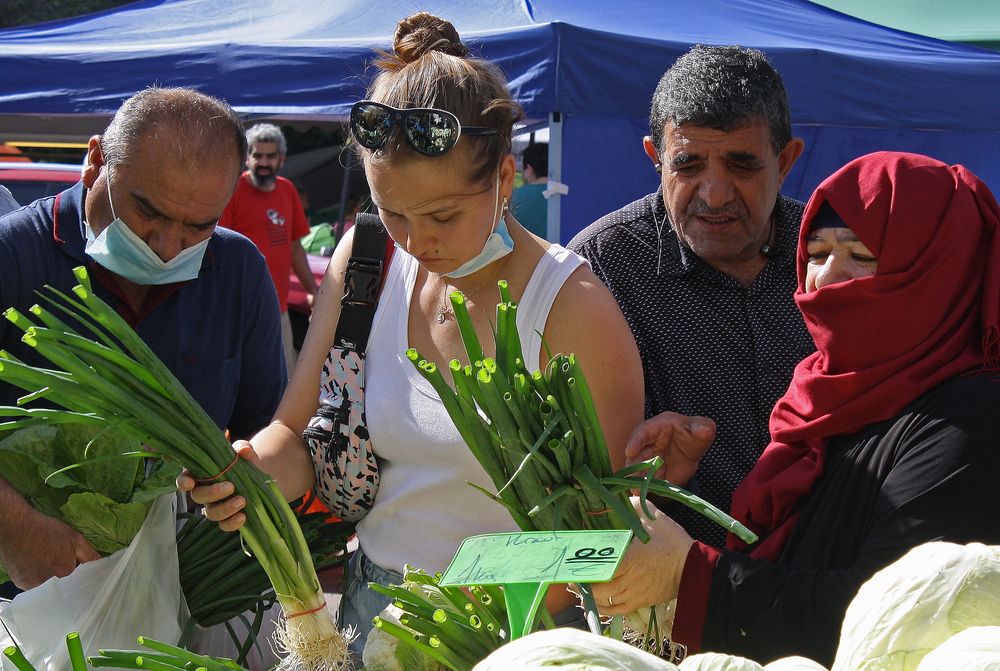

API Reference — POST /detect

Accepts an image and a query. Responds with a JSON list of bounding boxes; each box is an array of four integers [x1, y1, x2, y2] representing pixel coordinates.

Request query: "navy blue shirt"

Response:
[[0, 182, 285, 438]]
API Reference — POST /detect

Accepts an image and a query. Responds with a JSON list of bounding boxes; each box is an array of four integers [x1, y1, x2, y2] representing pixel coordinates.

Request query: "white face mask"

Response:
[[444, 174, 514, 279], [84, 166, 211, 285]]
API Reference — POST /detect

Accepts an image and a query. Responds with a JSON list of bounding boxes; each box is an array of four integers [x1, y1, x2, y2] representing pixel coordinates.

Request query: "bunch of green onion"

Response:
[[88, 635, 248, 671], [0, 267, 349, 670], [407, 282, 757, 648], [4, 631, 248, 671], [177, 508, 354, 663], [369, 565, 522, 671]]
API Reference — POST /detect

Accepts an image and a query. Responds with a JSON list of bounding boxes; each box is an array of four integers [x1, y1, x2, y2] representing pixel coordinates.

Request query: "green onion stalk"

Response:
[[406, 282, 758, 652], [0, 268, 350, 671], [3, 632, 101, 671], [3, 645, 36, 671], [89, 634, 249, 671]]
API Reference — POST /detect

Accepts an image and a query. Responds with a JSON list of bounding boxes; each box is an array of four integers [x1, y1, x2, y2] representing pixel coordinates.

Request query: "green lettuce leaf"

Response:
[[0, 424, 71, 517], [50, 423, 142, 503], [0, 423, 181, 568], [132, 459, 182, 504], [59, 492, 150, 555]]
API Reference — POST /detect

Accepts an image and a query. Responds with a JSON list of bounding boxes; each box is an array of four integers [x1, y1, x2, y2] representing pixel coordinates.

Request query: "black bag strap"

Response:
[[334, 213, 392, 353]]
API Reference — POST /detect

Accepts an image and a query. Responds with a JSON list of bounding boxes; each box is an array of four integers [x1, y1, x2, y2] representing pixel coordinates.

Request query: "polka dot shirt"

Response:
[[569, 191, 815, 546]]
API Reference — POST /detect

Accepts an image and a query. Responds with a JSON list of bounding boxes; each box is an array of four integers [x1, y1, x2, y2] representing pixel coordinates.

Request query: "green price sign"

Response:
[[440, 529, 632, 639]]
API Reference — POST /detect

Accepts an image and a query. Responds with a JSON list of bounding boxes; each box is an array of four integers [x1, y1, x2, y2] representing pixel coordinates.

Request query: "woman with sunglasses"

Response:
[[180, 11, 643, 655], [593, 151, 1000, 665]]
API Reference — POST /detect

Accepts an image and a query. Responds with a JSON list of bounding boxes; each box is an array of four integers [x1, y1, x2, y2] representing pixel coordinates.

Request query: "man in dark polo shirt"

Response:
[[570, 46, 815, 546], [0, 87, 285, 592]]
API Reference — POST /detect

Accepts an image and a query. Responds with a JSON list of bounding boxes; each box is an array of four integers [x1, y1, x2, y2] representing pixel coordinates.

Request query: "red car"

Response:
[[0, 162, 82, 206], [1, 161, 327, 351]]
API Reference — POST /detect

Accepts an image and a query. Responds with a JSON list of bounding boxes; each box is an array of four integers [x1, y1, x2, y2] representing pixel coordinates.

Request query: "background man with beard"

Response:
[[569, 45, 815, 547], [220, 123, 318, 373]]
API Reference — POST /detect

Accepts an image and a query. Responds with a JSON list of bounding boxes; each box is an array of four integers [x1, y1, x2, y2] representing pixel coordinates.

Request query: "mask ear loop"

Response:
[[105, 165, 120, 220], [498, 154, 513, 213], [489, 172, 503, 235]]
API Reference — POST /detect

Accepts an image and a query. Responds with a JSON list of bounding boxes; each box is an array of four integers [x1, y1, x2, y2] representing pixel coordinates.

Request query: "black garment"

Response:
[[569, 192, 815, 545], [703, 375, 1000, 665]]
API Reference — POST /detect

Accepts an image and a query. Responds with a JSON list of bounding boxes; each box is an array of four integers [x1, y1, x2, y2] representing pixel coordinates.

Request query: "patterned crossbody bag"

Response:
[[302, 213, 393, 521]]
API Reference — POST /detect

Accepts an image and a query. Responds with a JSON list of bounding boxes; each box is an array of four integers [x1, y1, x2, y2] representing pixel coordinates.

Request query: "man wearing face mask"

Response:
[[0, 87, 285, 594]]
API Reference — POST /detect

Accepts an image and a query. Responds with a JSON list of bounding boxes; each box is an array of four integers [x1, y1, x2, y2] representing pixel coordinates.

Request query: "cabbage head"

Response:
[[679, 652, 764, 670], [763, 657, 828, 670], [362, 603, 444, 671], [832, 542, 1000, 671], [472, 628, 679, 670], [914, 626, 1000, 671]]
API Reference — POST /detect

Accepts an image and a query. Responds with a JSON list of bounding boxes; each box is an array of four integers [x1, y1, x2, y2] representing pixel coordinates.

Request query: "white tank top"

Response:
[[359, 244, 586, 573]]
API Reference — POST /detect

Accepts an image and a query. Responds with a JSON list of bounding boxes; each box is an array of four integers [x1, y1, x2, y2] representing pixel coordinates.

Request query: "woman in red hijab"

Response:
[[594, 151, 1000, 665]]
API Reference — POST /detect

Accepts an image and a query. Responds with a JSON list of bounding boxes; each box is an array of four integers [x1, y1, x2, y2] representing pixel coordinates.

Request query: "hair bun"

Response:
[[393, 12, 469, 63]]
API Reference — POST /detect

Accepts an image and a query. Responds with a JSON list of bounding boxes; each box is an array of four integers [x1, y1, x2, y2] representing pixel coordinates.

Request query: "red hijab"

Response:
[[728, 151, 1000, 560]]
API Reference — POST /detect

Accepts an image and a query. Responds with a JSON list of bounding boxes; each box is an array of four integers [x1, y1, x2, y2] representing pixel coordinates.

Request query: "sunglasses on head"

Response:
[[350, 100, 498, 157]]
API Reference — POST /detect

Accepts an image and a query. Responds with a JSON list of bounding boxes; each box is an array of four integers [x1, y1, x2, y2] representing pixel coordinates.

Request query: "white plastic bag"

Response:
[[0, 494, 185, 670]]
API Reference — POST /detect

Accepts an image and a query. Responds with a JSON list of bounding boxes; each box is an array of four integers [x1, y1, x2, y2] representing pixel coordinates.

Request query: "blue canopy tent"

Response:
[[1, 0, 999, 242]]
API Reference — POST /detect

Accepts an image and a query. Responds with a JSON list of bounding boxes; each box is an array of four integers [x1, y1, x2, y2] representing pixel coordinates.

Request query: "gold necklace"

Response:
[[435, 254, 511, 325]]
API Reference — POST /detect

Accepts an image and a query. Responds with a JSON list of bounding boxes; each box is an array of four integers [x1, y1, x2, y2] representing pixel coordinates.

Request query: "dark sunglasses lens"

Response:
[[352, 104, 391, 148], [405, 110, 459, 156]]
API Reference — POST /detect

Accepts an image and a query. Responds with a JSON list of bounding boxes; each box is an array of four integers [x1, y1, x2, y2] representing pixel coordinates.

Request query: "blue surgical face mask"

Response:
[[84, 167, 211, 285], [444, 174, 514, 279]]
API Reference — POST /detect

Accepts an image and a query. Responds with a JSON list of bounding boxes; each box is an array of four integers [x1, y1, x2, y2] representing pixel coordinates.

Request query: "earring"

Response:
[[654, 164, 662, 174], [502, 196, 509, 213]]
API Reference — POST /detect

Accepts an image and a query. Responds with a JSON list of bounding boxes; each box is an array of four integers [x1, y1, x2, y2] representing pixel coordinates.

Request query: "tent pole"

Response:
[[546, 111, 563, 242], [336, 144, 355, 241]]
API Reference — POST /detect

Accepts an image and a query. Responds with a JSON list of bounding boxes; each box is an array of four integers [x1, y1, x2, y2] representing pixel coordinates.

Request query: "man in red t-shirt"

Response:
[[220, 123, 318, 374]]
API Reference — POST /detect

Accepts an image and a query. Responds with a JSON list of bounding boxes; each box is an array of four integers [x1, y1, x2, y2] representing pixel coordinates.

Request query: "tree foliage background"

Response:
[[2, 1, 136, 29]]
